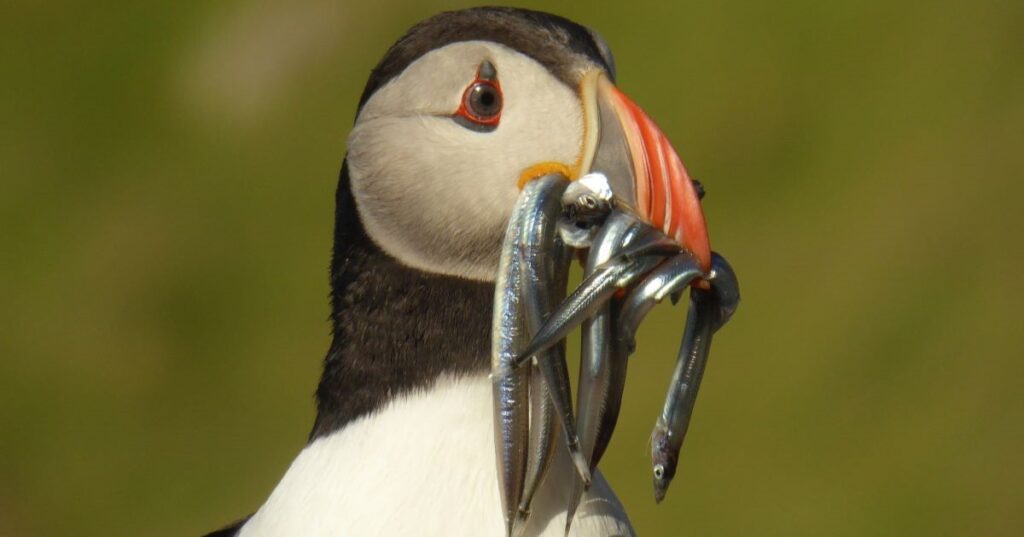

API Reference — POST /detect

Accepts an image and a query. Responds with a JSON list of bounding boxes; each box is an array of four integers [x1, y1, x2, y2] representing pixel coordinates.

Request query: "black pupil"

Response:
[[469, 83, 500, 117]]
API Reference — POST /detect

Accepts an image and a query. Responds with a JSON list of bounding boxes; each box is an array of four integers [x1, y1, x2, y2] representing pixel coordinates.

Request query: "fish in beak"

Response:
[[509, 70, 718, 366], [578, 70, 711, 273], [495, 68, 739, 535]]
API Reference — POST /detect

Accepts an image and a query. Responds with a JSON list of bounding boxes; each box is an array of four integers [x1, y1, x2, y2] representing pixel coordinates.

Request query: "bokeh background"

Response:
[[2, 0, 1022, 535]]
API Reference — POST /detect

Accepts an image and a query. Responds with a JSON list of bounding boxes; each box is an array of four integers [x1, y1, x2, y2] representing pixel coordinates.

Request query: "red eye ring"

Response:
[[455, 78, 503, 127]]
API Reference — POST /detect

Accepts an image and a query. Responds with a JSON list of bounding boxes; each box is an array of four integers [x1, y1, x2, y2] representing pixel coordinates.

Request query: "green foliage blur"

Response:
[[2, 0, 1021, 535]]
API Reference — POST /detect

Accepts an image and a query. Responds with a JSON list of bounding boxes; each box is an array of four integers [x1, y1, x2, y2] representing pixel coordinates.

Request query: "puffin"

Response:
[[206, 7, 710, 537]]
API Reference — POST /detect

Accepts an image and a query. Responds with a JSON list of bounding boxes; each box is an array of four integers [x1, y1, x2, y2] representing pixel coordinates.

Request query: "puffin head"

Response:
[[347, 7, 709, 281]]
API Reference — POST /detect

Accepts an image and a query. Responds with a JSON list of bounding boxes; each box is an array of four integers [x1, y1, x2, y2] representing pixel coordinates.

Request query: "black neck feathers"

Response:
[[310, 162, 494, 439]]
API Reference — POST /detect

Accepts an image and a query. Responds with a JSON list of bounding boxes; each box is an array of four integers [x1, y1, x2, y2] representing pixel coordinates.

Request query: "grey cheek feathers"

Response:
[[347, 118, 513, 282], [353, 176, 509, 284], [346, 41, 585, 282]]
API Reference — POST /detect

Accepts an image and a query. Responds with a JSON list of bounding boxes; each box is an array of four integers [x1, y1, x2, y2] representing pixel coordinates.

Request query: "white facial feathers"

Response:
[[347, 41, 584, 281]]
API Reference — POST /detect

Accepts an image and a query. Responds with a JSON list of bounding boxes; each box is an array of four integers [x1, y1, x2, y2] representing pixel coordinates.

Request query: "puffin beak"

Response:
[[578, 70, 711, 272]]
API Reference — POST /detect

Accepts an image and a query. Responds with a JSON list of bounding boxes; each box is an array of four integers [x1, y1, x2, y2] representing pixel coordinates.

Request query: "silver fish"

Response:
[[515, 175, 588, 526], [512, 224, 675, 369], [617, 253, 703, 355], [493, 176, 560, 536], [651, 252, 740, 502], [565, 211, 656, 534]]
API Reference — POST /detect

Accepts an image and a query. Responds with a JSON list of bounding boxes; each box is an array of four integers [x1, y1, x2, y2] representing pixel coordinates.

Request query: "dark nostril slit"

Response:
[[691, 179, 705, 200]]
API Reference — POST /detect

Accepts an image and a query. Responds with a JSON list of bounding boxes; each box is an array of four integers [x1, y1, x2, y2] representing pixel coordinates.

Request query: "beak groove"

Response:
[[581, 71, 711, 272]]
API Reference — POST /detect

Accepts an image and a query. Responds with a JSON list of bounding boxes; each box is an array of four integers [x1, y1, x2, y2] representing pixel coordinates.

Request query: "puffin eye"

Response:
[[465, 82, 502, 120], [453, 61, 503, 132]]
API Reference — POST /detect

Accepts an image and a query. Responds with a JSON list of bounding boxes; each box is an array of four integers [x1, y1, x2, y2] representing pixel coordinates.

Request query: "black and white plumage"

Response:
[[206, 7, 669, 536]]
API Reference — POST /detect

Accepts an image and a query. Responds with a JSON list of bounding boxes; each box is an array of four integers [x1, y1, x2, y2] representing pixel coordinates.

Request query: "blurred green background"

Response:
[[2, 0, 1022, 535]]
